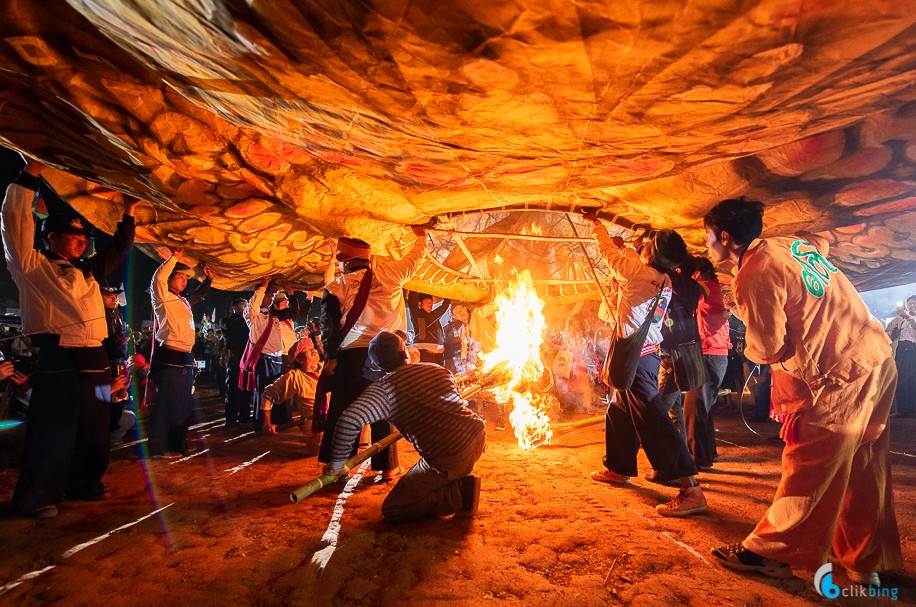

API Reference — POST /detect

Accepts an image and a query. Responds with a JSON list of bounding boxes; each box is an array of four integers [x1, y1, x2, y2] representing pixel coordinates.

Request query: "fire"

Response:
[[521, 222, 543, 236], [479, 270, 553, 449]]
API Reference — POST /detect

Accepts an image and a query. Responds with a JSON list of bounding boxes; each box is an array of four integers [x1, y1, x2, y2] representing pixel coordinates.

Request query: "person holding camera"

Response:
[[2, 155, 138, 519], [101, 285, 136, 445]]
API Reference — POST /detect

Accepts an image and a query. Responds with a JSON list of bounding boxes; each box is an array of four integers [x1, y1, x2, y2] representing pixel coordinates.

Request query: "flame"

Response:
[[479, 270, 553, 449], [521, 222, 543, 236]]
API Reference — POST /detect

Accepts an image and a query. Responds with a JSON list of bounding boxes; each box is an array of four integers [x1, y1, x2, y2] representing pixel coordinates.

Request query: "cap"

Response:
[[170, 264, 195, 278], [272, 291, 289, 303], [336, 237, 371, 261], [42, 214, 91, 236], [100, 286, 124, 294], [651, 229, 690, 271], [368, 331, 407, 371]]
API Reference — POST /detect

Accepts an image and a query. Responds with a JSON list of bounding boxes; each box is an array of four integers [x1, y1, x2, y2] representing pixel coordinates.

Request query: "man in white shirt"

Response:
[[318, 227, 427, 479], [243, 279, 302, 430], [148, 252, 212, 458], [2, 156, 137, 518]]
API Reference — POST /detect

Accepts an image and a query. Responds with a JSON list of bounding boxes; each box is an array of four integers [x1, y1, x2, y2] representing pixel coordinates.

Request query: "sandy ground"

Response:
[[0, 387, 913, 607]]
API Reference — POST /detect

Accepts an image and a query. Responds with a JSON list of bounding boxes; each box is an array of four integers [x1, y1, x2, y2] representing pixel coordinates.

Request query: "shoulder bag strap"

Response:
[[339, 268, 374, 340]]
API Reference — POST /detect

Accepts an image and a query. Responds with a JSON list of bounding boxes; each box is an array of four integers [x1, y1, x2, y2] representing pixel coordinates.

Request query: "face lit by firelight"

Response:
[[705, 227, 729, 265]]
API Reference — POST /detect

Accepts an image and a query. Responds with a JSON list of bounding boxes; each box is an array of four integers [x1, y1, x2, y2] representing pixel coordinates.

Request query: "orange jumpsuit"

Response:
[[735, 236, 902, 573]]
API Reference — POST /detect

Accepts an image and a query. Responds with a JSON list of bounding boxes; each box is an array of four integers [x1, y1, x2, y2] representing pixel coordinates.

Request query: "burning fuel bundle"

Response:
[[474, 270, 557, 450]]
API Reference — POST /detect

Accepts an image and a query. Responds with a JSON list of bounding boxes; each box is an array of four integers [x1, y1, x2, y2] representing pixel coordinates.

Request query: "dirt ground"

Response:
[[0, 386, 913, 607]]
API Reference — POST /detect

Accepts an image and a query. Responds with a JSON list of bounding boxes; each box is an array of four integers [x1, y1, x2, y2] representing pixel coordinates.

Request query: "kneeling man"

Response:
[[324, 331, 485, 521]]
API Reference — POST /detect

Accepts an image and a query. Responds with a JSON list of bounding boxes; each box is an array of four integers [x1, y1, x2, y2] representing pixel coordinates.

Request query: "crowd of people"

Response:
[[0, 154, 907, 587]]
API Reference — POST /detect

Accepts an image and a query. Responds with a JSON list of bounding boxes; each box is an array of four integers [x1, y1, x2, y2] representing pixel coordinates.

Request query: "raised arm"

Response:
[[583, 215, 644, 281], [1, 159, 44, 277], [151, 254, 179, 305], [86, 195, 139, 279], [378, 226, 428, 285], [186, 264, 214, 306], [430, 298, 453, 322]]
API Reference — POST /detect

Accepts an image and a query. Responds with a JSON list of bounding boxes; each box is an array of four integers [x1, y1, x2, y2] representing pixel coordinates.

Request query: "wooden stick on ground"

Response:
[[289, 432, 402, 503], [549, 414, 605, 438]]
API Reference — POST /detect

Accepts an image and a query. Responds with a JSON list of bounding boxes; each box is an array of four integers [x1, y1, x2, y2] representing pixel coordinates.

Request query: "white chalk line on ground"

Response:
[[627, 508, 722, 575], [112, 418, 224, 452], [225, 451, 270, 475], [660, 532, 720, 573], [224, 431, 255, 443], [191, 419, 225, 431], [890, 450, 915, 459], [311, 460, 372, 571], [0, 503, 175, 596], [171, 448, 211, 464], [112, 437, 146, 451], [716, 439, 750, 450]]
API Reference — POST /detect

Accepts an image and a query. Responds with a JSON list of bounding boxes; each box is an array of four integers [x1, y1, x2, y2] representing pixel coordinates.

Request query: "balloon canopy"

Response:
[[1, 0, 914, 302]]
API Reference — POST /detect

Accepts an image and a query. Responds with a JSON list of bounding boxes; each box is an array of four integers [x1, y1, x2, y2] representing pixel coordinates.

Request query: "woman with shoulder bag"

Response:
[[584, 211, 707, 518]]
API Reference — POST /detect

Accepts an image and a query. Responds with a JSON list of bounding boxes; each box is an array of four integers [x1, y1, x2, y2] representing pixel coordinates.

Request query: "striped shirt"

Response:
[[328, 363, 485, 469]]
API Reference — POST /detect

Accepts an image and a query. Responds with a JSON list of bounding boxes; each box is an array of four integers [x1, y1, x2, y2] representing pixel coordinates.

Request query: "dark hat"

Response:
[[336, 237, 371, 261], [368, 331, 407, 371], [42, 214, 91, 236], [100, 285, 124, 294], [651, 229, 689, 271], [0, 146, 26, 185]]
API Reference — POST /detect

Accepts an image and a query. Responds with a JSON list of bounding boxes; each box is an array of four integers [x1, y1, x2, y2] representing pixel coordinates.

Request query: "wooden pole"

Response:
[[549, 415, 605, 438], [564, 214, 613, 313], [289, 432, 402, 503], [429, 227, 595, 243]]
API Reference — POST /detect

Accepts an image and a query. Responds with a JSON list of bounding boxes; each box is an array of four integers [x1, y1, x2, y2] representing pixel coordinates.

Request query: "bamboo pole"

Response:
[[289, 432, 402, 503], [549, 415, 605, 438], [429, 227, 595, 243], [564, 214, 613, 313]]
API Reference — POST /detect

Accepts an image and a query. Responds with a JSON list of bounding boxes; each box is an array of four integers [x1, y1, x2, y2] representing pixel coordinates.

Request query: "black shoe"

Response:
[[23, 505, 59, 519], [65, 481, 110, 502], [711, 543, 792, 578], [151, 452, 182, 460], [65, 490, 111, 502], [455, 475, 480, 518]]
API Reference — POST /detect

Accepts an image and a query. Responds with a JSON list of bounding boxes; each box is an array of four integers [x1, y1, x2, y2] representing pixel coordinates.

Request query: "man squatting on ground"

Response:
[[704, 197, 902, 586], [3, 156, 137, 518], [324, 331, 485, 522]]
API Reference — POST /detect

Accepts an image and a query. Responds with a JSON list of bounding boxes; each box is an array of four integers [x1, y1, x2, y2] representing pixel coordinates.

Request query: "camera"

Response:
[[2, 353, 33, 376], [110, 361, 125, 377]]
